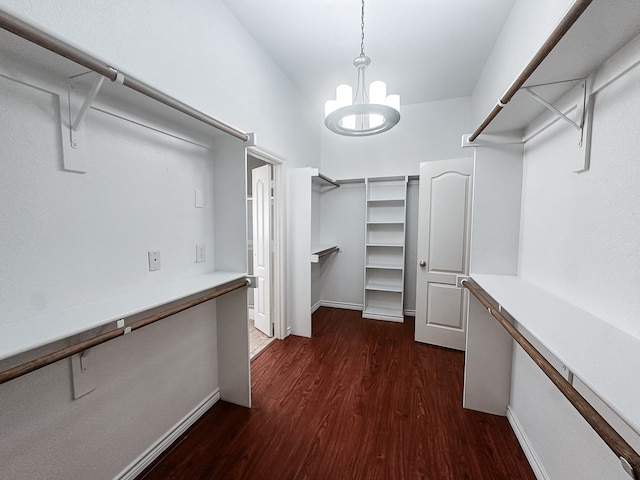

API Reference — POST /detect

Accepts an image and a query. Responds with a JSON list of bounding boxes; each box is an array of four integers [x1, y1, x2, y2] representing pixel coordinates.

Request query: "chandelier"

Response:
[[324, 0, 400, 136]]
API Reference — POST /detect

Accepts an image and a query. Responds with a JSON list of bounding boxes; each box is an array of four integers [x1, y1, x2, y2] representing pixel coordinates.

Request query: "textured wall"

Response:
[[320, 97, 472, 180], [0, 0, 318, 477], [511, 30, 640, 480]]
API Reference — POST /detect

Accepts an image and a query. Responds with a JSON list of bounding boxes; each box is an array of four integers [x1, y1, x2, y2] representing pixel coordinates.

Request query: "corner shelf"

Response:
[[362, 177, 408, 322]]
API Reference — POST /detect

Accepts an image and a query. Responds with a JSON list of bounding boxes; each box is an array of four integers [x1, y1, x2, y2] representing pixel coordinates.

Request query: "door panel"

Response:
[[252, 165, 271, 337], [427, 283, 464, 329], [428, 173, 470, 274], [415, 158, 473, 350]]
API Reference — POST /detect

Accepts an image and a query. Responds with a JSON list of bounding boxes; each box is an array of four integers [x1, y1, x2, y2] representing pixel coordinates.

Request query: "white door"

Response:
[[415, 158, 473, 350], [252, 165, 272, 336]]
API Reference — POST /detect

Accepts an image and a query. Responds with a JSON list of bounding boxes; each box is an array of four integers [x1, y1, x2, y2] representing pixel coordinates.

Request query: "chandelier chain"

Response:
[[360, 0, 365, 56]]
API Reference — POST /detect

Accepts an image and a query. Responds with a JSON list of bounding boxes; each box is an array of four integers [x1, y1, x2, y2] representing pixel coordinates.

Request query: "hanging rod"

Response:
[[316, 173, 340, 188], [0, 277, 249, 386], [467, 0, 593, 143], [461, 278, 640, 480], [0, 9, 249, 142], [315, 246, 340, 257]]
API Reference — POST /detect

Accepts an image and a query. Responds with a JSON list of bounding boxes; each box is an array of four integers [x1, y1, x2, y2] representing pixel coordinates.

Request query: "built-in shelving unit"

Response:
[[289, 168, 340, 336], [362, 176, 407, 322]]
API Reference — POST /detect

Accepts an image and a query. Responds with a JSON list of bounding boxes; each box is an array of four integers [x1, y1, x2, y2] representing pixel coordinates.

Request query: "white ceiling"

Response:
[[221, 0, 516, 108]]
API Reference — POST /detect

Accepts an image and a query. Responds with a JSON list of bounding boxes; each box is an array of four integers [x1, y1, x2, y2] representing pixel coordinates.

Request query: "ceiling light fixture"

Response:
[[324, 0, 400, 136]]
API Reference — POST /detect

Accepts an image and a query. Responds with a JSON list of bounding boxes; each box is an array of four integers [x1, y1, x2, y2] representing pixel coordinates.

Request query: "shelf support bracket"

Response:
[[522, 86, 583, 133], [522, 79, 591, 173], [60, 69, 124, 173], [70, 74, 105, 135]]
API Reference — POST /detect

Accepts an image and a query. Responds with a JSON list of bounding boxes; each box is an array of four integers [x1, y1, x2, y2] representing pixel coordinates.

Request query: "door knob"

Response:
[[419, 261, 426, 267]]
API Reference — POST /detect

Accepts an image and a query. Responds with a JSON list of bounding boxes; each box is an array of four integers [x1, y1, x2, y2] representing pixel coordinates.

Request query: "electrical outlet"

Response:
[[196, 244, 205, 263], [148, 251, 161, 271]]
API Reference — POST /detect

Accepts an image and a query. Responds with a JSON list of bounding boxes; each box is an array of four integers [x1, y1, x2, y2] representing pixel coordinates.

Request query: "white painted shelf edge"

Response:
[[365, 283, 402, 292], [471, 273, 640, 435], [366, 263, 404, 270], [367, 198, 405, 202], [0, 271, 247, 362], [362, 306, 403, 321]]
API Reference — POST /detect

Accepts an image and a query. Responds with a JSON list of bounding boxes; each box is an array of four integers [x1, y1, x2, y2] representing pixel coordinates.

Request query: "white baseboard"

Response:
[[115, 389, 221, 480], [403, 309, 416, 317], [311, 300, 322, 314], [318, 301, 363, 311], [506, 406, 549, 480]]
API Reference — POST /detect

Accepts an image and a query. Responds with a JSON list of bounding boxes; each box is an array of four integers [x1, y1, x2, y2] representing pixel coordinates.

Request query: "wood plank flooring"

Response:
[[138, 307, 534, 480]]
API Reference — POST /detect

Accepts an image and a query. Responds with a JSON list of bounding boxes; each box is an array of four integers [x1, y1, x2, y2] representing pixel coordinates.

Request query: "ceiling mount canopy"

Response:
[[324, 0, 400, 136]]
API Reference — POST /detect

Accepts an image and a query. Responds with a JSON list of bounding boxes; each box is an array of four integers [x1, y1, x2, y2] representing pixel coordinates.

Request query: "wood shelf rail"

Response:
[[0, 8, 249, 142], [461, 278, 640, 480], [0, 277, 249, 386], [467, 0, 593, 143]]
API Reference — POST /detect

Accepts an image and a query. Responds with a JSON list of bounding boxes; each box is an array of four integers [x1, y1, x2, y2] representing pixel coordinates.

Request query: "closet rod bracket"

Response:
[[69, 73, 106, 146], [521, 79, 586, 142], [521, 78, 592, 173], [62, 70, 123, 173]]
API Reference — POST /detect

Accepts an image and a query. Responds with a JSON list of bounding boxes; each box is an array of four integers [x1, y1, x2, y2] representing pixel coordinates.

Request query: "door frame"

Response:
[[247, 145, 287, 340]]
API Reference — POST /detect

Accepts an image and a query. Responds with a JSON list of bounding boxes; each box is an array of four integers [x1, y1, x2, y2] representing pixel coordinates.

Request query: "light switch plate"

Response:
[[195, 189, 204, 208]]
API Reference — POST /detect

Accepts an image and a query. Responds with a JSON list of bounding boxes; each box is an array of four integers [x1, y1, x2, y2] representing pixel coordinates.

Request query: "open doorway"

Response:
[[246, 146, 286, 358]]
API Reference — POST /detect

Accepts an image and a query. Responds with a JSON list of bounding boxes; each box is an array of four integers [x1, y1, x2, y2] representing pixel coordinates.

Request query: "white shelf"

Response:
[[365, 283, 402, 293], [362, 305, 403, 321], [367, 198, 404, 204], [365, 263, 403, 270], [471, 274, 640, 435], [366, 243, 403, 248], [480, 0, 640, 136], [366, 221, 404, 225], [0, 271, 246, 362]]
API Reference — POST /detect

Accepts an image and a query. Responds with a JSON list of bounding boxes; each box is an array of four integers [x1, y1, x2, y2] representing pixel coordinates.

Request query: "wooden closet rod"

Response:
[[0, 9, 249, 142], [461, 278, 640, 480], [467, 0, 593, 143], [0, 277, 249, 386]]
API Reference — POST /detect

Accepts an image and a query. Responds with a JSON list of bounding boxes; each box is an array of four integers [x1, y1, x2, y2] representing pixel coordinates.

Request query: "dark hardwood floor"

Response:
[[138, 307, 534, 480]]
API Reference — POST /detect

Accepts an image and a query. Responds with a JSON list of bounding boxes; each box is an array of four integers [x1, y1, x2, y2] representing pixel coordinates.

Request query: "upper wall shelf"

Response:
[[469, 0, 640, 140], [0, 10, 248, 157], [0, 272, 247, 363]]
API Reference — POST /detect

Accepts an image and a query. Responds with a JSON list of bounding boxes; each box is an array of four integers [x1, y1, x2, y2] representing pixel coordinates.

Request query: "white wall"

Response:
[[318, 183, 366, 310], [471, 0, 574, 127], [470, 144, 523, 276], [0, 1, 318, 478], [321, 97, 471, 179], [485, 22, 640, 480], [0, 0, 319, 167]]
